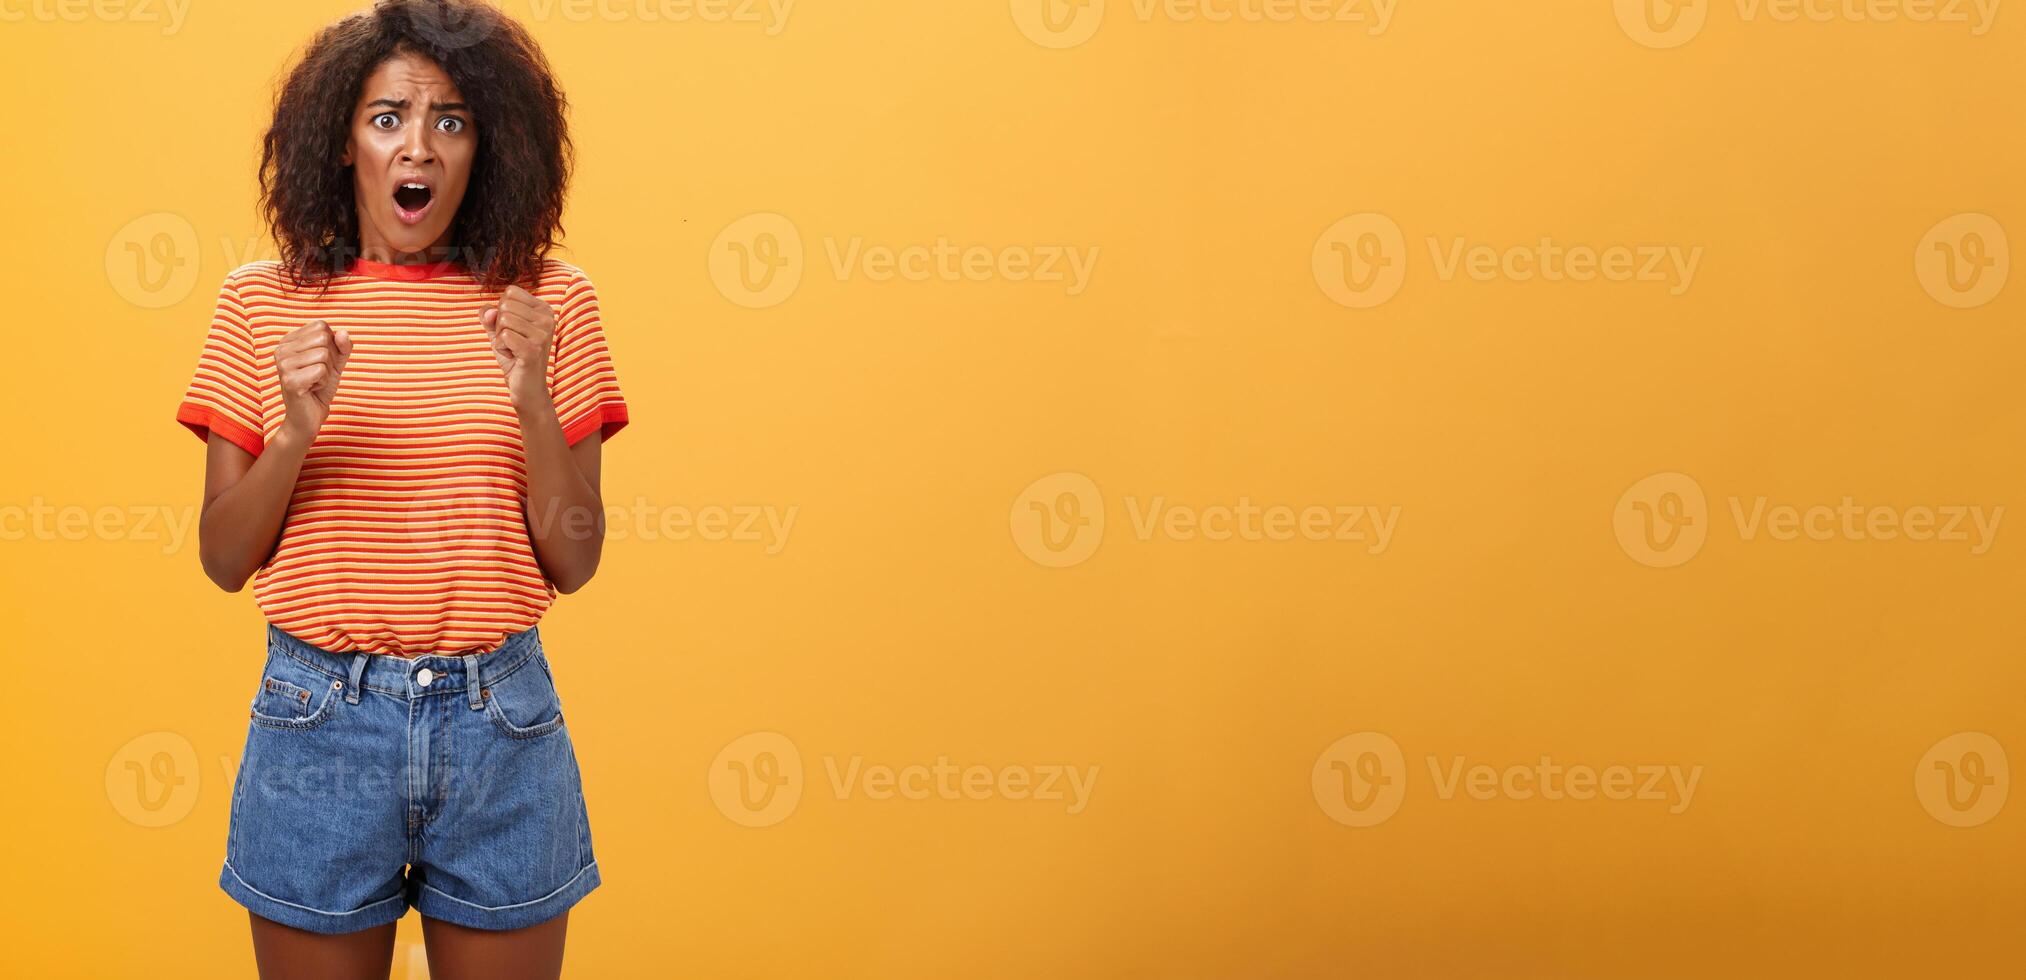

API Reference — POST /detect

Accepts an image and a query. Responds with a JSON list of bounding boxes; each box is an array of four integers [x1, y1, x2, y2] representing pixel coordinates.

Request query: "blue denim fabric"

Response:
[[219, 624, 600, 934]]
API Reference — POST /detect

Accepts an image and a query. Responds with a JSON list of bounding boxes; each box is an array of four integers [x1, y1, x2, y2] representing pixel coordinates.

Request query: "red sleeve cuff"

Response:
[[176, 402, 265, 457], [561, 402, 629, 447]]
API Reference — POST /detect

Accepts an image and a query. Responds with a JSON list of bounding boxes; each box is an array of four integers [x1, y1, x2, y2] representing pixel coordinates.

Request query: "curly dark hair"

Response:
[[259, 0, 572, 291]]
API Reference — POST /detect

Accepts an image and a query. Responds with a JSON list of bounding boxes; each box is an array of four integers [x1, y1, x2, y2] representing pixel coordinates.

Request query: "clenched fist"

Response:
[[276, 319, 353, 440], [480, 284, 555, 410]]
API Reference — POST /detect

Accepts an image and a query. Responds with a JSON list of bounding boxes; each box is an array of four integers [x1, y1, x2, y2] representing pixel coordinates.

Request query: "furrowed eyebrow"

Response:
[[365, 99, 470, 113]]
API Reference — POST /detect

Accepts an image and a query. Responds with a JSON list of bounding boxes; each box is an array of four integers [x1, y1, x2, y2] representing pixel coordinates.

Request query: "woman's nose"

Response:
[[400, 131, 435, 165]]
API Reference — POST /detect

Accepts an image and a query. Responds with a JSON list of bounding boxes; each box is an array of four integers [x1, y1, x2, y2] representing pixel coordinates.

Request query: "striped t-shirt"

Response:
[[175, 257, 629, 657]]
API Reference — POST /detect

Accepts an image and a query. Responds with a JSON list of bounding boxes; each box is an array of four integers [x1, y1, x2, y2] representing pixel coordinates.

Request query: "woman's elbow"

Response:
[[551, 551, 603, 595], [198, 539, 251, 593], [552, 566, 597, 595], [202, 558, 250, 593]]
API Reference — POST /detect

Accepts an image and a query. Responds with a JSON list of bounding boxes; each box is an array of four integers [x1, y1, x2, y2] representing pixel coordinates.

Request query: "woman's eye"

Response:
[[436, 116, 465, 134], [372, 112, 398, 130]]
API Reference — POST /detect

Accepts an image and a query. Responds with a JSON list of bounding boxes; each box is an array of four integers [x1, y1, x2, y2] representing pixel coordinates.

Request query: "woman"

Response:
[[174, 1, 627, 974]]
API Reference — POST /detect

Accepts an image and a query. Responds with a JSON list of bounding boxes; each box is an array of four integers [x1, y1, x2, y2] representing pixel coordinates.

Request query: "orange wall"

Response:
[[3, 1, 2021, 976]]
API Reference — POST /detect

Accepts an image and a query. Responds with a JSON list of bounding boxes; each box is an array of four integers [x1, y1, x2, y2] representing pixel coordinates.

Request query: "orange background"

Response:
[[2, 1, 2021, 976]]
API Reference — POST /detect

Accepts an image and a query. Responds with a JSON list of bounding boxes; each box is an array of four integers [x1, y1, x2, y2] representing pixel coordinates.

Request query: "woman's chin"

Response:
[[369, 231, 452, 261]]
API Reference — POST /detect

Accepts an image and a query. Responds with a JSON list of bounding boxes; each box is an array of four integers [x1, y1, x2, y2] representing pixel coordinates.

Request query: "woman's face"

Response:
[[340, 51, 475, 262]]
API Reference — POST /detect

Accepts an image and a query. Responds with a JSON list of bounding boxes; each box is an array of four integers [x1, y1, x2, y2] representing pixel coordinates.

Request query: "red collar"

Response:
[[346, 257, 467, 281]]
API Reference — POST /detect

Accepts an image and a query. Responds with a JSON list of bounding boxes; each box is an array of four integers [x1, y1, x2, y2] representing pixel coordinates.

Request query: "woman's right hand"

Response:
[[276, 320, 353, 440]]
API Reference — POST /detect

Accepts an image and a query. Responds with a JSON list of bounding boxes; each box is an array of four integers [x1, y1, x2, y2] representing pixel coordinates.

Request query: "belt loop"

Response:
[[464, 652, 484, 710], [346, 652, 370, 704]]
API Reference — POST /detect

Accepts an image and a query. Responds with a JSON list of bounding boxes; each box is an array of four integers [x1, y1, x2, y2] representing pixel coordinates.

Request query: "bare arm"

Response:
[[518, 407, 605, 593], [486, 284, 606, 594], [195, 319, 352, 592], [196, 428, 314, 592]]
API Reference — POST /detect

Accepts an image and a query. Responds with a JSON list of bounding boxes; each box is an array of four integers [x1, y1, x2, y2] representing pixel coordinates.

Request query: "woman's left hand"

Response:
[[481, 285, 556, 410]]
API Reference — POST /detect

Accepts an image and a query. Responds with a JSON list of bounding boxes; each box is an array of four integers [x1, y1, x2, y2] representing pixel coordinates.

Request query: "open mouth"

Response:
[[393, 182, 434, 224]]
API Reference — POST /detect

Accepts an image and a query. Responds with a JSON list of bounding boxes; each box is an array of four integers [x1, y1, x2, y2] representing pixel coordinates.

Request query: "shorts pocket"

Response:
[[483, 650, 566, 740], [249, 649, 344, 732]]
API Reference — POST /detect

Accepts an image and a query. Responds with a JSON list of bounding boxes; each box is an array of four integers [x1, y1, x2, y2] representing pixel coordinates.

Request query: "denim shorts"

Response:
[[219, 623, 600, 934]]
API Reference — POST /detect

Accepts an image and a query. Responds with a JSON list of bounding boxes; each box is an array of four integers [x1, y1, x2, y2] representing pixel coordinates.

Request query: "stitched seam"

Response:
[[226, 736, 252, 863], [417, 860, 598, 913], [221, 860, 406, 919], [406, 695, 422, 844], [429, 691, 451, 825], [484, 694, 566, 739], [250, 681, 339, 731], [279, 638, 540, 698]]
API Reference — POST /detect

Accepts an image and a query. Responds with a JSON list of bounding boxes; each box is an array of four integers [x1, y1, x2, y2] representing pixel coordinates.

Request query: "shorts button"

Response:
[[416, 667, 435, 687]]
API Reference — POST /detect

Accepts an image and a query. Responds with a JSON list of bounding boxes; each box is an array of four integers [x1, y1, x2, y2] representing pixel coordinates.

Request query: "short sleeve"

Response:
[[174, 270, 267, 457], [549, 269, 630, 446]]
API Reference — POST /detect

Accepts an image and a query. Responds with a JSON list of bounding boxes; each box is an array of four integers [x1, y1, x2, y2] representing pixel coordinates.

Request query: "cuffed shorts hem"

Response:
[[408, 860, 601, 932], [219, 859, 409, 935]]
